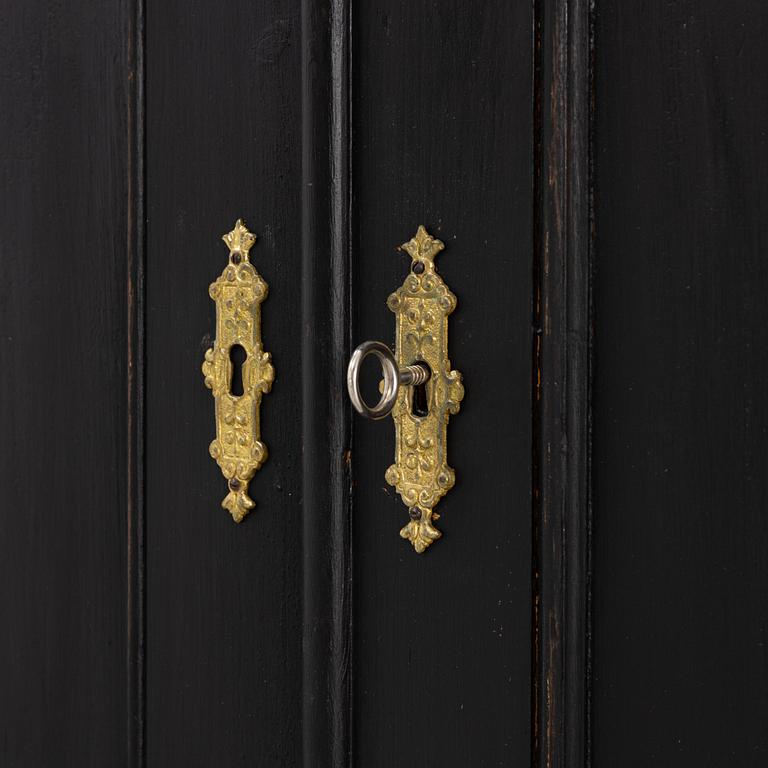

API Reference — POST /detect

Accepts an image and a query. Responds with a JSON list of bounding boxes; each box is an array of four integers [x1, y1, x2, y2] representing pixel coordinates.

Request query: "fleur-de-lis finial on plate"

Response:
[[222, 218, 257, 261], [400, 224, 445, 268]]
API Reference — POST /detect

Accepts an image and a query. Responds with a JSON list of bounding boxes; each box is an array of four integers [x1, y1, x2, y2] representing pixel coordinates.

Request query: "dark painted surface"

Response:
[[351, 2, 533, 765], [6, 0, 768, 765], [0, 1, 130, 765], [593, 1, 768, 764], [299, 0, 354, 765], [145, 1, 303, 764], [534, 0, 593, 765]]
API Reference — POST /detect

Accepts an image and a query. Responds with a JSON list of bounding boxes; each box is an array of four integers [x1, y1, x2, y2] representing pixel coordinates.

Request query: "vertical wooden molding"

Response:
[[301, 1, 353, 766], [533, 0, 593, 766], [127, 0, 146, 764]]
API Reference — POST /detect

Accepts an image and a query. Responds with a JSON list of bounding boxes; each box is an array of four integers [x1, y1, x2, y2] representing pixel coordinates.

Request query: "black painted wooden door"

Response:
[[1, 1, 767, 767]]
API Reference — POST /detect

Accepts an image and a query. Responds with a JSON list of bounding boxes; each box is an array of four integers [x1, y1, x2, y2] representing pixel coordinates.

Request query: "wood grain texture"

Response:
[[126, 0, 146, 764], [592, 1, 768, 764], [145, 1, 303, 764], [0, 1, 131, 765], [351, 2, 533, 765], [300, 1, 353, 766], [534, 0, 594, 765]]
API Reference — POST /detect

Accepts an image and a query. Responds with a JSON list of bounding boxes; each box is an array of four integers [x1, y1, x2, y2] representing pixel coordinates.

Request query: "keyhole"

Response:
[[229, 344, 247, 396], [411, 362, 430, 418]]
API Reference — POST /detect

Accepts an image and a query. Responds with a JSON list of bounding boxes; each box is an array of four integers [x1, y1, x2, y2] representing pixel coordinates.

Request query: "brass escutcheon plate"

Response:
[[386, 226, 464, 552], [202, 219, 274, 522]]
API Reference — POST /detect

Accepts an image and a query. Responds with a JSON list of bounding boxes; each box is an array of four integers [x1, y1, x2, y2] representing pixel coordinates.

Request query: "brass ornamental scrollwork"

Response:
[[202, 219, 274, 522], [347, 225, 464, 553]]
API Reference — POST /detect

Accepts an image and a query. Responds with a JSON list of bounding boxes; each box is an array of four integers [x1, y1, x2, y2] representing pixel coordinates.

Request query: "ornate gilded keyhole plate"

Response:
[[346, 225, 464, 553], [202, 219, 274, 522], [388, 226, 464, 552]]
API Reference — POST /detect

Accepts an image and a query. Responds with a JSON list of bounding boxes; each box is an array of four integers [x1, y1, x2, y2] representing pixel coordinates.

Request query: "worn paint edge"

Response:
[[300, 0, 354, 766], [532, 0, 594, 765], [126, 0, 146, 764]]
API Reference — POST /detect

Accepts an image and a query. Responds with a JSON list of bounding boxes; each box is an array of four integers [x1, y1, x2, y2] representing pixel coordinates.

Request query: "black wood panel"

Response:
[[145, 1, 303, 764], [534, 0, 593, 765], [0, 1, 131, 765], [299, 0, 353, 766], [351, 3, 533, 765], [593, 1, 768, 764], [127, 1, 145, 763]]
